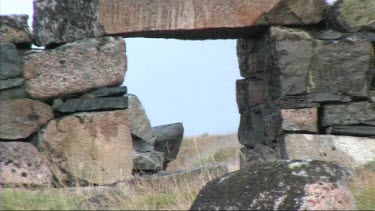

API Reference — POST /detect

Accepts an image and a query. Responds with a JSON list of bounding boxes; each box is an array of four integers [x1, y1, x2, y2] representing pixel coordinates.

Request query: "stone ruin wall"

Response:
[[0, 0, 375, 188]]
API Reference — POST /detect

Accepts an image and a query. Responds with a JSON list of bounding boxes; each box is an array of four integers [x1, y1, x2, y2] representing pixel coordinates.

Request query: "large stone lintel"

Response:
[[33, 0, 327, 46]]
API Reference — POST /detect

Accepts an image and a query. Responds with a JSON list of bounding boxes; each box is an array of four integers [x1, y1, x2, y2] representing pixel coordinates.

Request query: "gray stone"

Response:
[[132, 136, 155, 153], [236, 78, 267, 114], [327, 125, 375, 137], [127, 94, 153, 142], [0, 15, 32, 47], [281, 108, 318, 133], [52, 98, 64, 110], [322, 102, 375, 127], [80, 86, 127, 99], [153, 123, 184, 164], [307, 93, 352, 103], [239, 145, 278, 169], [285, 134, 375, 169], [132, 151, 164, 172], [24, 36, 127, 100], [33, 0, 327, 46], [0, 87, 27, 99], [237, 26, 374, 99], [56, 97, 128, 114], [238, 103, 282, 147], [328, 0, 375, 32], [0, 142, 52, 187], [0, 43, 23, 80], [0, 78, 24, 90], [0, 98, 53, 140], [190, 160, 356, 210]]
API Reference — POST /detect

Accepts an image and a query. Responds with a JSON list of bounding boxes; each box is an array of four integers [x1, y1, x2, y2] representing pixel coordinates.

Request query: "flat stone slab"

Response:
[[285, 134, 375, 169], [0, 78, 24, 90], [33, 0, 327, 46], [0, 142, 52, 187], [328, 125, 375, 137], [24, 36, 127, 99], [56, 97, 128, 114], [80, 86, 127, 99], [0, 15, 32, 47]]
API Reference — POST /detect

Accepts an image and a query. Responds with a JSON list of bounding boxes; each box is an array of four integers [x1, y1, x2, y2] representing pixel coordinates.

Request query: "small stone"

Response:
[[328, 0, 375, 32], [24, 36, 127, 99], [132, 151, 164, 172], [153, 123, 184, 164], [80, 86, 127, 99], [56, 97, 128, 114], [127, 94, 153, 142], [0, 142, 52, 187], [0, 78, 24, 90], [0, 87, 27, 99], [0, 15, 32, 47], [281, 108, 318, 133], [38, 110, 133, 185], [0, 43, 23, 80], [322, 102, 375, 127], [285, 134, 375, 169], [0, 98, 53, 140], [327, 125, 375, 137]]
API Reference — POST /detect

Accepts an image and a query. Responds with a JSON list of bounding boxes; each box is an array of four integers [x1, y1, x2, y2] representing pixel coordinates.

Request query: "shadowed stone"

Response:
[[236, 78, 267, 114], [24, 36, 127, 100], [327, 125, 375, 137], [0, 43, 23, 80], [239, 145, 278, 169], [0, 15, 32, 47], [38, 110, 133, 185], [0, 87, 27, 99], [0, 142, 52, 187], [153, 123, 184, 164], [56, 97, 128, 114], [33, 0, 327, 46], [190, 160, 356, 210], [80, 86, 127, 99], [0, 98, 53, 140], [0, 78, 24, 90], [285, 134, 375, 169]]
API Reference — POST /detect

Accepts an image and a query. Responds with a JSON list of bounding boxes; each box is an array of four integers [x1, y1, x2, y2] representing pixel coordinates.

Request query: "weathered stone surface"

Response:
[[80, 86, 127, 99], [0, 87, 27, 99], [239, 145, 278, 169], [237, 26, 374, 99], [132, 137, 155, 153], [281, 108, 318, 133], [0, 78, 24, 90], [285, 134, 375, 169], [328, 0, 375, 32], [0, 142, 52, 187], [0, 15, 32, 47], [236, 78, 267, 114], [238, 103, 282, 147], [307, 93, 352, 103], [127, 94, 153, 141], [327, 125, 375, 136], [56, 97, 128, 114], [24, 36, 126, 99], [191, 160, 356, 210], [33, 0, 327, 46], [153, 123, 184, 164], [0, 43, 23, 80], [0, 99, 53, 140], [38, 110, 133, 185], [322, 102, 375, 127], [132, 151, 164, 172]]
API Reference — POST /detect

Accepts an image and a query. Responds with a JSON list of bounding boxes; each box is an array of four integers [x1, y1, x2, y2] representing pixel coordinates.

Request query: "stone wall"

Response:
[[1, 0, 375, 188]]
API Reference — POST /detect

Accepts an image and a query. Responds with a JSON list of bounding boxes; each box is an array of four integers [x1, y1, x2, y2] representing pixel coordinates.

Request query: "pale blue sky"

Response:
[[1, 0, 242, 136]]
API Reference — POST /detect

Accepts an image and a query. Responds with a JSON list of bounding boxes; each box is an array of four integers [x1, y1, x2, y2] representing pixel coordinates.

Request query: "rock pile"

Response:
[[0, 15, 184, 188]]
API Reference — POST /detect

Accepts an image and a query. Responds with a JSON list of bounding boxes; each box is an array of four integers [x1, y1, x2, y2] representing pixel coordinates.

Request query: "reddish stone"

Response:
[[281, 108, 318, 133]]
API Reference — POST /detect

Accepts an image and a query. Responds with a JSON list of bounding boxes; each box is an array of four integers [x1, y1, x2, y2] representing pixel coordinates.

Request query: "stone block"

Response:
[[238, 103, 282, 147], [24, 36, 126, 100], [153, 123, 184, 164], [80, 86, 127, 99], [33, 0, 327, 46], [0, 98, 53, 140], [132, 151, 164, 172], [236, 78, 267, 113], [56, 97, 128, 114], [328, 0, 375, 32], [322, 102, 375, 127], [237, 26, 374, 99], [285, 134, 375, 169], [0, 15, 32, 47], [0, 142, 52, 187], [38, 110, 133, 185], [0, 43, 23, 80], [281, 108, 318, 133], [127, 94, 153, 142], [327, 125, 375, 137]]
